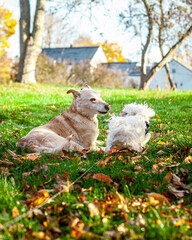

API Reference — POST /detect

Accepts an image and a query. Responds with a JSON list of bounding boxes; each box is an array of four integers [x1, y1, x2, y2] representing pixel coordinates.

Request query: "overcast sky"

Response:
[[2, 0, 162, 62]]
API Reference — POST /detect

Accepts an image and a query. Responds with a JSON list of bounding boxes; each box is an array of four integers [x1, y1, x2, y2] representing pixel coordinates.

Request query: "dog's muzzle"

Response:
[[105, 104, 110, 111], [98, 104, 110, 114]]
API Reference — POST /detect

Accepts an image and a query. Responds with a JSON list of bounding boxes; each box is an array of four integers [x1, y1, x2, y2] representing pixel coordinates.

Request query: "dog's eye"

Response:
[[90, 98, 96, 103]]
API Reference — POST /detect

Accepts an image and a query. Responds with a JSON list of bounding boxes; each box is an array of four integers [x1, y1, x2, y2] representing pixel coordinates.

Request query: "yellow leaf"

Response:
[[12, 206, 20, 218], [156, 141, 166, 145], [146, 192, 170, 205], [174, 218, 186, 227]]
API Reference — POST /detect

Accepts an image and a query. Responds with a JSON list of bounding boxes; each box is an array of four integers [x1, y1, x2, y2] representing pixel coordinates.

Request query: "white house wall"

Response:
[[150, 60, 192, 90], [90, 46, 108, 68]]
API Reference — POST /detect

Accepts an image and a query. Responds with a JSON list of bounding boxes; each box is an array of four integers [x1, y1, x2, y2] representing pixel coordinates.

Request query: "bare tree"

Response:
[[120, 0, 192, 90], [17, 0, 46, 84], [43, 12, 76, 48], [155, 0, 176, 89]]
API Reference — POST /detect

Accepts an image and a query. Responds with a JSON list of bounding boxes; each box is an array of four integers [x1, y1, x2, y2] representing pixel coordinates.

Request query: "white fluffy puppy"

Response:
[[105, 103, 155, 153]]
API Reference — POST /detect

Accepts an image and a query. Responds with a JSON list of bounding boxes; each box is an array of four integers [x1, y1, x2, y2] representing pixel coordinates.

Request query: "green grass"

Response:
[[0, 83, 192, 239]]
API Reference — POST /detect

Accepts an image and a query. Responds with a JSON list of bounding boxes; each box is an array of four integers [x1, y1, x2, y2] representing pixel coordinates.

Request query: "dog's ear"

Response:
[[67, 89, 80, 98], [81, 84, 90, 90]]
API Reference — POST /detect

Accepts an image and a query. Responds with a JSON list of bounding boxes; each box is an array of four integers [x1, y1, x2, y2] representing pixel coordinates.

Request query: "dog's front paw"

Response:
[[90, 145, 105, 152]]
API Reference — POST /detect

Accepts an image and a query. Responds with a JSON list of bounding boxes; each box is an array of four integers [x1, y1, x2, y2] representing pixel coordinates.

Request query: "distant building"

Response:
[[42, 46, 107, 68], [149, 59, 192, 90], [104, 62, 150, 88], [104, 60, 192, 90], [41, 46, 192, 90]]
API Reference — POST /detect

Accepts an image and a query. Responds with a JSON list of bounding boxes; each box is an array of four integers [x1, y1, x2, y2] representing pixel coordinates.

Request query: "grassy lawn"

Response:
[[0, 83, 192, 239]]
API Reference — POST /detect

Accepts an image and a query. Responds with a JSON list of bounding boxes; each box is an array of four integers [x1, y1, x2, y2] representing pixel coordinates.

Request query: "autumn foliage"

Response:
[[0, 5, 17, 83], [101, 41, 127, 62]]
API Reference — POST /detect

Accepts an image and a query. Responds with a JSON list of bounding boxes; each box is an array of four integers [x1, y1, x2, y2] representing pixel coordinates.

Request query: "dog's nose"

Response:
[[105, 104, 110, 111]]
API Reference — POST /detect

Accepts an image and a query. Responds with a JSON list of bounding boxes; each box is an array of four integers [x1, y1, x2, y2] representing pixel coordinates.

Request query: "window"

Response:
[[172, 68, 176, 73]]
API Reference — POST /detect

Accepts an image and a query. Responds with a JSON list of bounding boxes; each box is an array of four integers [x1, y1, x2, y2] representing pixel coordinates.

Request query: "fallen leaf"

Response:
[[12, 206, 20, 218], [183, 156, 192, 164], [151, 133, 160, 140], [88, 203, 100, 217], [146, 192, 170, 205], [26, 190, 50, 208], [134, 165, 145, 172], [132, 155, 142, 160], [0, 160, 14, 166], [167, 184, 185, 198], [152, 164, 159, 173], [7, 149, 18, 158], [0, 167, 11, 176], [163, 172, 173, 184], [70, 217, 84, 231], [32, 231, 50, 240], [92, 173, 112, 183], [174, 218, 186, 227], [156, 141, 166, 145], [136, 213, 146, 226], [117, 223, 128, 233], [157, 150, 166, 155]]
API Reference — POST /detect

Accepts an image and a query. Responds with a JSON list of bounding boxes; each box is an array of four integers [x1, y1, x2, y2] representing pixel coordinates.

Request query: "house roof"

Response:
[[104, 62, 137, 73], [42, 46, 100, 63], [171, 59, 192, 73], [104, 62, 151, 76]]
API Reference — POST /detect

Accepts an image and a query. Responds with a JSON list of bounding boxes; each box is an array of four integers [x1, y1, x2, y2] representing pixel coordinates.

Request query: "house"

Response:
[[105, 59, 192, 90], [104, 62, 150, 88], [149, 59, 192, 90], [41, 46, 192, 90], [42, 46, 107, 68]]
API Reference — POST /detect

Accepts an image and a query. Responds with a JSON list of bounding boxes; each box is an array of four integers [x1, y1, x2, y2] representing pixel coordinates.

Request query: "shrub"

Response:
[[36, 54, 128, 88]]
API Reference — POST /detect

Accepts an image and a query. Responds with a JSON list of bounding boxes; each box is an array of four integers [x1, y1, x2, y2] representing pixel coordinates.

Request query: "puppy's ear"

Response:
[[81, 84, 90, 90], [67, 89, 80, 98]]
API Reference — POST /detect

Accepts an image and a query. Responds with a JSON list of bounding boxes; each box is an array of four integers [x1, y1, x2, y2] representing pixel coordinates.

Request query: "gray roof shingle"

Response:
[[104, 62, 151, 76], [42, 46, 100, 63]]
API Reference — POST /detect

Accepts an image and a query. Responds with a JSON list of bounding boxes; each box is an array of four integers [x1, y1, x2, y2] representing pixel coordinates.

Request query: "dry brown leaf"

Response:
[[0, 167, 11, 176], [157, 150, 166, 155], [92, 173, 112, 183], [88, 203, 100, 217], [70, 217, 84, 231], [134, 165, 145, 172], [152, 164, 159, 173], [0, 160, 14, 166], [26, 190, 50, 208], [167, 184, 185, 198], [151, 132, 160, 140], [163, 172, 173, 184]]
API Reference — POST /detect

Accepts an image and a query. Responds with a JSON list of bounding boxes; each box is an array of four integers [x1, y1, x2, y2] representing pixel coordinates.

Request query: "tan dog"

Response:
[[18, 86, 110, 154]]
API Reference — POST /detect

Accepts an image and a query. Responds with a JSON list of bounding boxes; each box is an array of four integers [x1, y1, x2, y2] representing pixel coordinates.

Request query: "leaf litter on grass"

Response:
[[0, 85, 192, 239]]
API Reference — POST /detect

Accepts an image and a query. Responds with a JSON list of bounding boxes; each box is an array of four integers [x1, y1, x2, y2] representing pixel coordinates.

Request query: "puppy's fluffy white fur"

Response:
[[105, 103, 155, 152]]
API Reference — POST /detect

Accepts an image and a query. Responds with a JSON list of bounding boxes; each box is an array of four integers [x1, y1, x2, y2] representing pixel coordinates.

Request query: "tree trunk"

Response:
[[17, 0, 46, 84], [141, 25, 192, 90], [164, 63, 176, 90], [139, 0, 153, 89], [158, 0, 176, 90]]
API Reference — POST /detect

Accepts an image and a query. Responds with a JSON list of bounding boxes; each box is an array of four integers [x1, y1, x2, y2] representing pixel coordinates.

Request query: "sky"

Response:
[[2, 0, 162, 62]]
